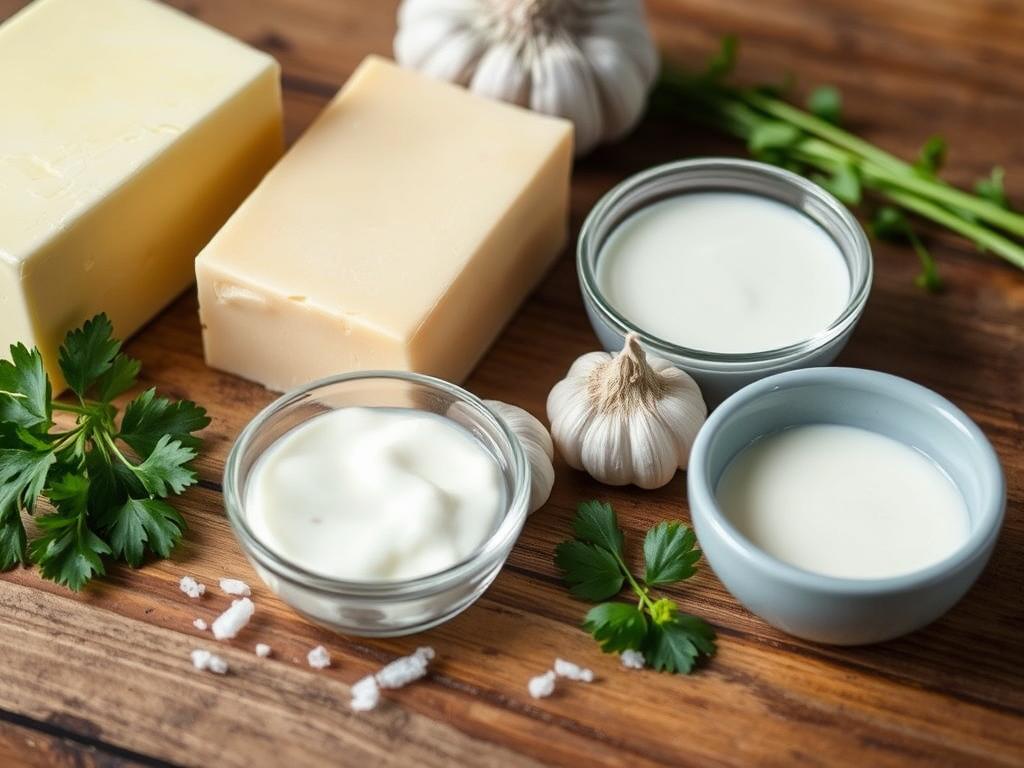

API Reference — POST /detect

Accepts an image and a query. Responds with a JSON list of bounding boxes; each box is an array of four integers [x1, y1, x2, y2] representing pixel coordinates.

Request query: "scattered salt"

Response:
[[350, 675, 380, 712], [528, 670, 556, 699], [211, 598, 255, 640], [192, 618, 208, 631], [620, 649, 645, 670], [255, 643, 272, 658], [219, 578, 251, 597], [190, 649, 228, 674], [179, 575, 206, 599], [554, 658, 594, 682], [375, 646, 433, 689], [307, 645, 331, 669], [349, 647, 436, 712]]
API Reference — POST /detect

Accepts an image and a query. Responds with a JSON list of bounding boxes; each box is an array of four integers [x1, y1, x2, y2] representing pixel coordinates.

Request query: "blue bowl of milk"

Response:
[[687, 367, 1005, 645]]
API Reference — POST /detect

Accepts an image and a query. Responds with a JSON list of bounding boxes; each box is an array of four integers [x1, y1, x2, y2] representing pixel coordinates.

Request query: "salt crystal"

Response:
[[620, 649, 645, 670], [211, 597, 255, 640], [528, 670, 556, 699], [374, 646, 433, 689], [190, 649, 228, 674], [255, 643, 272, 658], [219, 578, 251, 597], [179, 575, 206, 599], [192, 618, 208, 631], [307, 645, 331, 669], [350, 675, 380, 712], [554, 658, 594, 682]]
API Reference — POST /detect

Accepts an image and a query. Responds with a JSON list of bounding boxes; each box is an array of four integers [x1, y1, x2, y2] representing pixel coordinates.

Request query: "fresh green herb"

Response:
[[651, 37, 1024, 289], [0, 315, 208, 590], [555, 501, 716, 674]]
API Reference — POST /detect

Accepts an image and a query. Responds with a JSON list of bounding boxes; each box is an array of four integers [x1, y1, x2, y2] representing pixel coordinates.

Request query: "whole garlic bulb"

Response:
[[394, 0, 659, 155], [546, 334, 706, 489], [485, 400, 555, 513]]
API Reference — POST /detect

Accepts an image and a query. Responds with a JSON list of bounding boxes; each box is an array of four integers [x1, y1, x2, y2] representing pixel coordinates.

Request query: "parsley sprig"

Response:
[[556, 501, 716, 674], [0, 315, 209, 590]]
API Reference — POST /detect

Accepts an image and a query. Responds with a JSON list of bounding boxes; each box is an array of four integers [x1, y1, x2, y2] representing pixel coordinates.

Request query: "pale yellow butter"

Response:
[[0, 0, 283, 387], [196, 56, 573, 391]]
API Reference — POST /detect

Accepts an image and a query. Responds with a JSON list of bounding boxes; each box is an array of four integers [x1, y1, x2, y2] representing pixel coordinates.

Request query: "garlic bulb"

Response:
[[546, 334, 706, 489], [394, 0, 659, 155], [485, 400, 555, 513]]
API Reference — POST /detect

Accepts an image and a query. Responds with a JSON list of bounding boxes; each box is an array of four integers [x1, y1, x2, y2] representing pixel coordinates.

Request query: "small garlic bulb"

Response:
[[546, 334, 707, 489], [394, 0, 659, 155], [485, 400, 555, 513]]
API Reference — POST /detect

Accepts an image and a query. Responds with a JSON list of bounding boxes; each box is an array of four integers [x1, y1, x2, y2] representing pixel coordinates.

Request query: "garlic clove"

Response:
[[580, 413, 634, 487], [546, 376, 595, 471], [484, 400, 555, 514], [394, 15, 466, 69], [413, 27, 488, 85], [578, 36, 649, 140], [529, 38, 603, 154], [470, 40, 531, 105], [626, 413, 679, 490]]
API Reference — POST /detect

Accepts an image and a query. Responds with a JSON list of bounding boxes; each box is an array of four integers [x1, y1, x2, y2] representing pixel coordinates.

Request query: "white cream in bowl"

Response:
[[245, 407, 505, 581], [596, 192, 851, 353], [715, 424, 969, 579]]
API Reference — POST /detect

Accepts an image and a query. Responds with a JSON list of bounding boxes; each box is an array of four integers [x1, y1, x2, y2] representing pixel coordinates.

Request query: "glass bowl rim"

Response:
[[577, 157, 874, 368], [223, 370, 531, 599]]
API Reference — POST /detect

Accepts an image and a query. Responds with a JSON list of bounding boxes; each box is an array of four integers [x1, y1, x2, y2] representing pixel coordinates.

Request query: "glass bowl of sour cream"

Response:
[[578, 158, 873, 406], [224, 371, 531, 637], [687, 367, 1005, 645]]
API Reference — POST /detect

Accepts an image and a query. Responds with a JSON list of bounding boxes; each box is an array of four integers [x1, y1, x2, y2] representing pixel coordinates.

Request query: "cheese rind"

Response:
[[0, 0, 283, 386], [196, 56, 573, 391]]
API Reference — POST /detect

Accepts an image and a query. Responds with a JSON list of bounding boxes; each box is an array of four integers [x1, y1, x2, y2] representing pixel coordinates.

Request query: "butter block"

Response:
[[0, 0, 283, 387], [196, 56, 572, 391]]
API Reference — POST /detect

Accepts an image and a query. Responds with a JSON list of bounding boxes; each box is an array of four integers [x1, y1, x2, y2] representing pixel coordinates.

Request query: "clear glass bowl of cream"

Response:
[[578, 157, 873, 406], [224, 372, 530, 637]]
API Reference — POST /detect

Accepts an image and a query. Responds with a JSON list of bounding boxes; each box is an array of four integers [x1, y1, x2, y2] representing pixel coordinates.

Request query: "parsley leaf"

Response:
[[100, 497, 185, 567], [120, 388, 209, 456], [572, 500, 624, 557], [807, 85, 842, 124], [0, 343, 52, 430], [914, 135, 947, 176], [0, 315, 207, 590], [58, 314, 122, 400], [584, 603, 648, 652], [976, 167, 1013, 211], [556, 501, 716, 675], [643, 521, 701, 587], [555, 540, 624, 600]]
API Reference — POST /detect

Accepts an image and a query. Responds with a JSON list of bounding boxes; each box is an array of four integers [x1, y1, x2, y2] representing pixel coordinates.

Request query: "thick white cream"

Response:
[[715, 424, 969, 579], [597, 192, 851, 353], [246, 407, 504, 581]]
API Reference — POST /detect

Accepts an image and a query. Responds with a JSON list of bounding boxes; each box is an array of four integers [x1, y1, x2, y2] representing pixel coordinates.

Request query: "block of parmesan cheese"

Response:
[[196, 56, 573, 391], [0, 0, 282, 388]]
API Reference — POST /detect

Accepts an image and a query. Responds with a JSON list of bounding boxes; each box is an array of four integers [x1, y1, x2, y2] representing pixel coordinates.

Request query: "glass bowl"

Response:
[[224, 371, 531, 637], [578, 157, 873, 406]]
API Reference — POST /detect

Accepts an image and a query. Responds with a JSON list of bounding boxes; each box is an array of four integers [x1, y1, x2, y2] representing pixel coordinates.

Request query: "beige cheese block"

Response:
[[0, 0, 283, 388], [196, 56, 573, 392]]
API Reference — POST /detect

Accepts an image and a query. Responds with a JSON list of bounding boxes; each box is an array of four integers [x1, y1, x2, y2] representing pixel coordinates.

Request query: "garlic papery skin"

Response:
[[485, 400, 555, 513], [546, 334, 707, 489], [394, 0, 658, 155]]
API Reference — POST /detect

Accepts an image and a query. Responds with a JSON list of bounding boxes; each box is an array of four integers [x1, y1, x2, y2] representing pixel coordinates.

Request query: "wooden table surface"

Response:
[[1, 0, 1022, 766]]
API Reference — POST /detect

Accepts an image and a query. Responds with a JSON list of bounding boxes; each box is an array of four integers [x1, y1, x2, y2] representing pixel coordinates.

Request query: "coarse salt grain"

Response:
[[554, 658, 594, 683], [190, 649, 228, 674], [179, 575, 206, 599], [350, 675, 380, 712], [255, 643, 272, 658], [375, 646, 434, 689], [307, 645, 331, 669], [192, 618, 208, 631], [620, 649, 645, 670], [219, 578, 251, 597], [211, 597, 255, 640], [528, 670, 556, 699]]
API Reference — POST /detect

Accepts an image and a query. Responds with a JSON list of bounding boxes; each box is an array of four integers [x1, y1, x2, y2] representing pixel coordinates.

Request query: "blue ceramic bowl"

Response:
[[687, 367, 1005, 645]]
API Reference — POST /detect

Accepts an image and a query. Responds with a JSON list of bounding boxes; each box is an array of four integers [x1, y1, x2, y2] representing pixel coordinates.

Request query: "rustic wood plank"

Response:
[[0, 716, 148, 768], [0, 0, 1022, 765]]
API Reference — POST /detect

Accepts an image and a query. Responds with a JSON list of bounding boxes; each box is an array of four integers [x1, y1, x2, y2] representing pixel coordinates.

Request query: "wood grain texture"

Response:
[[0, 0, 1022, 766]]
